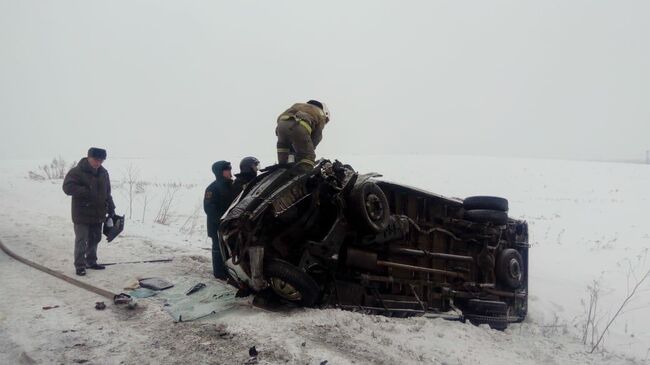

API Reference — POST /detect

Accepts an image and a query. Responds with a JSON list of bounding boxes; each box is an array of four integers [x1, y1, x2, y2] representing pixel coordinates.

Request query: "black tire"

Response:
[[463, 196, 508, 212], [465, 314, 509, 331], [348, 181, 390, 234], [264, 259, 321, 307], [496, 249, 524, 289], [463, 299, 510, 330], [464, 209, 509, 225]]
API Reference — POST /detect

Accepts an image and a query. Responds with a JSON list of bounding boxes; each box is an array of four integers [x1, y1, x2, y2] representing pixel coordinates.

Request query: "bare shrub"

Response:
[[29, 156, 76, 180], [180, 203, 203, 236], [49, 156, 70, 179], [116, 165, 152, 222], [136, 180, 147, 194], [590, 266, 650, 353], [28, 171, 46, 181], [154, 185, 180, 225], [141, 193, 149, 223], [581, 279, 603, 349], [123, 164, 140, 220], [541, 313, 568, 337], [135, 180, 150, 223], [581, 251, 650, 354]]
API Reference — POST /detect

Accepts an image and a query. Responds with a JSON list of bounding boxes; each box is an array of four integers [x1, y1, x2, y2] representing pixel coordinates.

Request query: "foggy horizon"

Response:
[[1, 1, 649, 163]]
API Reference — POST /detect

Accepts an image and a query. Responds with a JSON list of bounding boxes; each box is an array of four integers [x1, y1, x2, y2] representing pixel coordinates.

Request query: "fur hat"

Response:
[[87, 147, 107, 160]]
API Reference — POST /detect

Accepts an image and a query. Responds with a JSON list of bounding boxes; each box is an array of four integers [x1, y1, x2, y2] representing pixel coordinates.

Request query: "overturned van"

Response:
[[219, 160, 529, 329]]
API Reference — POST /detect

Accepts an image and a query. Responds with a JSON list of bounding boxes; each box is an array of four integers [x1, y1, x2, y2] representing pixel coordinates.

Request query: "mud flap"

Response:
[[333, 281, 365, 307]]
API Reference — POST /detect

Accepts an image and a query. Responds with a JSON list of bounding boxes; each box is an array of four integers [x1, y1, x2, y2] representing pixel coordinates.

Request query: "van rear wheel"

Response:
[[496, 249, 524, 289], [348, 181, 390, 234], [464, 209, 509, 225], [463, 196, 509, 211]]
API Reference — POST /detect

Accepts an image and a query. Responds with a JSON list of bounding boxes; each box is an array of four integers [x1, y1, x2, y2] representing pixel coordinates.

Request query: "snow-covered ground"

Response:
[[1, 155, 649, 364]]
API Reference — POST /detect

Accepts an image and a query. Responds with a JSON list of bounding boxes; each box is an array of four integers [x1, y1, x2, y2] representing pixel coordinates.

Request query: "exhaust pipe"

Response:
[[388, 247, 474, 262], [345, 247, 465, 279]]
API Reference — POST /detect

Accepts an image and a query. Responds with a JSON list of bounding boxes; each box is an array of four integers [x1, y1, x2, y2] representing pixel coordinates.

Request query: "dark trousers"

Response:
[[211, 236, 227, 279], [73, 223, 102, 269]]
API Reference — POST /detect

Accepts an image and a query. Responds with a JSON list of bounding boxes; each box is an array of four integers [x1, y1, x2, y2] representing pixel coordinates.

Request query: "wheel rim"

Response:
[[365, 194, 384, 221], [508, 258, 522, 281], [270, 278, 302, 301]]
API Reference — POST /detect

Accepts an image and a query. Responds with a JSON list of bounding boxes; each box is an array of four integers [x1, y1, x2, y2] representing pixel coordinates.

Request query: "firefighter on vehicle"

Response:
[[276, 100, 330, 172]]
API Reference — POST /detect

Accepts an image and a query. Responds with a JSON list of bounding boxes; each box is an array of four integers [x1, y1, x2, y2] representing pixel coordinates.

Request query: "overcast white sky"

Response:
[[1, 1, 649, 163]]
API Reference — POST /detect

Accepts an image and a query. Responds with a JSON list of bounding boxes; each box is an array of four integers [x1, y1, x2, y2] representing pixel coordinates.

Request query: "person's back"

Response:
[[276, 100, 330, 172]]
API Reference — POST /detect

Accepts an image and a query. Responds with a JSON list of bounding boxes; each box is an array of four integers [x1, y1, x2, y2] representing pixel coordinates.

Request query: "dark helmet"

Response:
[[239, 156, 260, 175], [211, 160, 232, 176]]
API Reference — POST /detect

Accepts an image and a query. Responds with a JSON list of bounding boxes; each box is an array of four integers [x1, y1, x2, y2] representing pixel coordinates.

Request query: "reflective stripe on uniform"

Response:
[[297, 158, 315, 166], [298, 120, 312, 134], [276, 148, 290, 153], [278, 115, 313, 135]]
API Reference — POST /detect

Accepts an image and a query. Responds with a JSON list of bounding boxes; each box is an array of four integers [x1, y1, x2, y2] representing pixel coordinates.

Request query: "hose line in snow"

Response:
[[0, 238, 117, 300]]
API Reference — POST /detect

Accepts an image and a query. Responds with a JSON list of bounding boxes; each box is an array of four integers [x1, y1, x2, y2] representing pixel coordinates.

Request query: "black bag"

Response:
[[103, 214, 125, 242]]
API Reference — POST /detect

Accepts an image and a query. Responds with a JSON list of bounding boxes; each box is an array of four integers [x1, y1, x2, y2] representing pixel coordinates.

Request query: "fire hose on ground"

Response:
[[0, 237, 135, 308]]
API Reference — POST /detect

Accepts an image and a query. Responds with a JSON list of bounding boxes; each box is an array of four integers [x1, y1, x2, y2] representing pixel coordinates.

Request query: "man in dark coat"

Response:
[[203, 160, 234, 279], [62, 147, 116, 276], [232, 156, 260, 196]]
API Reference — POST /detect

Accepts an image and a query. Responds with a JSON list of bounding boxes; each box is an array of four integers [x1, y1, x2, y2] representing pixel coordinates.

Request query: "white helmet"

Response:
[[322, 103, 330, 123], [307, 99, 330, 123]]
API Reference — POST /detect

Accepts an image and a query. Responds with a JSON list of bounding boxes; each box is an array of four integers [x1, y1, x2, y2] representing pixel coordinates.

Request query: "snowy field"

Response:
[[1, 154, 649, 364]]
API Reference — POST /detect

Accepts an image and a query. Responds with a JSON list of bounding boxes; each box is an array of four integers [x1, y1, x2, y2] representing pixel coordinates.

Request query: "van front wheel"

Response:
[[264, 259, 321, 307]]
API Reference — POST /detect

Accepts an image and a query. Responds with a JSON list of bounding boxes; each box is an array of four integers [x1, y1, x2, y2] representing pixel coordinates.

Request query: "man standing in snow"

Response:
[[62, 147, 116, 276], [276, 100, 330, 172], [203, 160, 234, 280], [232, 156, 260, 196]]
